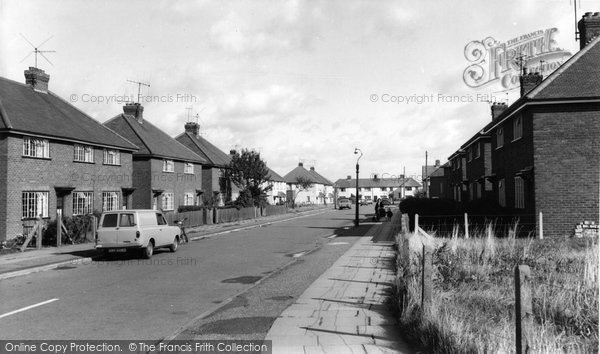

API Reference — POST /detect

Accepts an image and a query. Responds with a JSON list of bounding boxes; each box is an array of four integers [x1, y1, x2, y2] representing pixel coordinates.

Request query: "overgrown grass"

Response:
[[394, 226, 599, 353]]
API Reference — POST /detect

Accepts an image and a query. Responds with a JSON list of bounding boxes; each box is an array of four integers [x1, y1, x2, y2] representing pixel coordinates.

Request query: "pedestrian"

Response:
[[386, 208, 393, 222], [378, 205, 385, 221], [374, 200, 380, 221]]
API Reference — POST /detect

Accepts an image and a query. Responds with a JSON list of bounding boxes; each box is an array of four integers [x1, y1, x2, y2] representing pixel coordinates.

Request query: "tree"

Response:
[[227, 149, 272, 207], [290, 176, 314, 207]]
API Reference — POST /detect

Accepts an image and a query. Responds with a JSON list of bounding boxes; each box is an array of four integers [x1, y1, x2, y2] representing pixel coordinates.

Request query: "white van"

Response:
[[96, 210, 181, 259]]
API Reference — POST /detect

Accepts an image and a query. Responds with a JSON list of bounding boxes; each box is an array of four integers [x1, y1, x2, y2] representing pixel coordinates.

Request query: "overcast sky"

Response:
[[1, 0, 594, 182]]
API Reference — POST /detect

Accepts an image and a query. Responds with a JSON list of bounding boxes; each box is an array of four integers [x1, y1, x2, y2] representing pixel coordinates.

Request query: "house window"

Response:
[[381, 187, 387, 192], [514, 177, 525, 209], [476, 182, 482, 199], [498, 179, 506, 207], [22, 137, 49, 158], [496, 128, 504, 149], [163, 160, 174, 173], [365, 187, 371, 191], [162, 193, 174, 210], [74, 144, 94, 163], [405, 186, 412, 191], [340, 188, 346, 192], [469, 183, 475, 201], [513, 116, 522, 141], [183, 193, 194, 206], [475, 143, 481, 159], [22, 191, 49, 219], [103, 149, 120, 165], [467, 147, 472, 162], [102, 192, 119, 211], [184, 162, 194, 174], [73, 192, 93, 215]]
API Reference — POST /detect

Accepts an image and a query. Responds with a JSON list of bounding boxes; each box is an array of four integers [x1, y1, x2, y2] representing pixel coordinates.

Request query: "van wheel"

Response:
[[169, 237, 178, 253], [142, 242, 153, 259]]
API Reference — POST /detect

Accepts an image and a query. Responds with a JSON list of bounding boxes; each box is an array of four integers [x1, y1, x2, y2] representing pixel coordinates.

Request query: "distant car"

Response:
[[360, 200, 368, 206], [380, 199, 391, 206], [338, 198, 351, 209], [96, 209, 181, 259]]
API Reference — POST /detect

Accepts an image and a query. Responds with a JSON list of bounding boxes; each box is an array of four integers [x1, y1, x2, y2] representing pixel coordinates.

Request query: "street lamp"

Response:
[[354, 148, 363, 226]]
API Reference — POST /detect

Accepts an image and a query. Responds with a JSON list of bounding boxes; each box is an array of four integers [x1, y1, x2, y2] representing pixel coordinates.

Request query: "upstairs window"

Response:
[[184, 162, 194, 174], [74, 144, 94, 163], [23, 137, 49, 158], [163, 160, 175, 173], [513, 116, 523, 141], [496, 128, 504, 149], [475, 142, 481, 159], [103, 149, 120, 165]]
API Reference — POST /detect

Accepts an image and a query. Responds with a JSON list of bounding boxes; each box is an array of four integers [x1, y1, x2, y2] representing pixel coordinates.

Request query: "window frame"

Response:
[[513, 116, 523, 141], [74, 144, 94, 163], [183, 193, 194, 206], [103, 149, 121, 166], [22, 191, 49, 219], [184, 162, 194, 174], [496, 128, 504, 149], [163, 160, 175, 173], [73, 191, 94, 215], [102, 191, 120, 211], [22, 137, 50, 159], [514, 177, 525, 209], [162, 192, 174, 210]]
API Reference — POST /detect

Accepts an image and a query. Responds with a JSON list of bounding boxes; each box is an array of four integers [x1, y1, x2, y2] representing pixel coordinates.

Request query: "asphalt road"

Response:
[[0, 207, 370, 341]]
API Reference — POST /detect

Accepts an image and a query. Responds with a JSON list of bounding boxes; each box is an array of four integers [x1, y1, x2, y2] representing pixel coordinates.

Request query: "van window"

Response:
[[156, 213, 167, 225], [119, 213, 136, 227], [102, 214, 118, 227], [138, 212, 156, 227]]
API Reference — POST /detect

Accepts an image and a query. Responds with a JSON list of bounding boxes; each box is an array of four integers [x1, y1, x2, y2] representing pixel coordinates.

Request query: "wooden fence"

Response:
[[397, 213, 537, 353]]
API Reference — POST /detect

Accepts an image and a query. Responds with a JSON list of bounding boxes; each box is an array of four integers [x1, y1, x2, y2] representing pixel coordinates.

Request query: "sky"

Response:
[[0, 0, 595, 183]]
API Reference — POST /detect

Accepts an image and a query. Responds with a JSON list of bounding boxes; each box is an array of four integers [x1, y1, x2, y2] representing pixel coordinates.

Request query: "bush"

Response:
[[40, 215, 95, 245]]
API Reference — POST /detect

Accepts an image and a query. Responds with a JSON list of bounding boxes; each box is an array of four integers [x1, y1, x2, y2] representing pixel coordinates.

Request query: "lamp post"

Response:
[[354, 148, 363, 226]]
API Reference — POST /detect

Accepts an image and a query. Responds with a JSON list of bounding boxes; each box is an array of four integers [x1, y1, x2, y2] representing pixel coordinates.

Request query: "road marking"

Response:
[[328, 242, 349, 245], [327, 234, 337, 239], [292, 252, 307, 258], [0, 298, 59, 319]]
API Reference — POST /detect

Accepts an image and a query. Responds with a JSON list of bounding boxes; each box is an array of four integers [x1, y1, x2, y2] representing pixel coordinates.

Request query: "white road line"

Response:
[[0, 298, 59, 319]]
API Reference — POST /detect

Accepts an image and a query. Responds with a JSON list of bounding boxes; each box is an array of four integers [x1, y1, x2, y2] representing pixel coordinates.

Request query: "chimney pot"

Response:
[[310, 166, 315, 171], [491, 102, 508, 120], [24, 67, 50, 93], [579, 11, 600, 49], [123, 102, 144, 124], [184, 122, 200, 138], [347, 175, 351, 180], [520, 72, 543, 96], [435, 159, 440, 167], [229, 149, 237, 155]]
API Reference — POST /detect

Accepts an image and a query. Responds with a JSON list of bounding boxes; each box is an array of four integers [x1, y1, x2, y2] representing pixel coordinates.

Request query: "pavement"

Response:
[[265, 212, 412, 353], [0, 206, 331, 280]]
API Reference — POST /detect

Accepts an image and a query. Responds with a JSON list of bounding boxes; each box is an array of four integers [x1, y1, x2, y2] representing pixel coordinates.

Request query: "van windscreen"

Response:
[[102, 214, 118, 227]]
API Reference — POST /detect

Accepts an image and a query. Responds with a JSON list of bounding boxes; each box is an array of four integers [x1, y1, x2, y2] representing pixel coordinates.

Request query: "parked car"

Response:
[[96, 210, 181, 259], [360, 199, 368, 206], [338, 198, 351, 209], [380, 198, 391, 206]]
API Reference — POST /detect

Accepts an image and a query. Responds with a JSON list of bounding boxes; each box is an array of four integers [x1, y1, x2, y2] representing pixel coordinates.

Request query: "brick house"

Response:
[[437, 13, 600, 237], [0, 67, 138, 241], [104, 104, 206, 211], [284, 162, 333, 205], [175, 122, 237, 206], [482, 29, 600, 237], [335, 175, 421, 201], [425, 162, 451, 199]]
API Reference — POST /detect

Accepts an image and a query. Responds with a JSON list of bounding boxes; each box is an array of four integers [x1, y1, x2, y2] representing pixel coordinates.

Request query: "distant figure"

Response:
[[374, 200, 380, 220], [386, 208, 393, 222], [378, 205, 386, 221]]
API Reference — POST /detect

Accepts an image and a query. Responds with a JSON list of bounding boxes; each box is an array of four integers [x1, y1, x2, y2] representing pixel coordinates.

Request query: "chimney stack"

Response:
[[578, 12, 600, 49], [347, 175, 351, 180], [24, 67, 50, 93], [298, 162, 303, 167], [519, 72, 543, 96], [185, 122, 200, 137], [435, 159, 440, 167], [491, 102, 508, 120], [123, 102, 144, 124], [310, 166, 315, 171], [229, 149, 237, 155]]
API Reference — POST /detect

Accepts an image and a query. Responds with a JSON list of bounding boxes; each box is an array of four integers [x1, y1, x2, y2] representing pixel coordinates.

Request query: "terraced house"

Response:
[[0, 67, 138, 241], [441, 13, 600, 237], [175, 121, 237, 206], [104, 103, 206, 211]]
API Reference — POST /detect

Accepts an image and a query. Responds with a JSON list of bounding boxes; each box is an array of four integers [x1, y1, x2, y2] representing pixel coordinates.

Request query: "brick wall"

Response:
[[2, 134, 133, 241], [202, 166, 220, 193], [533, 106, 600, 237]]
